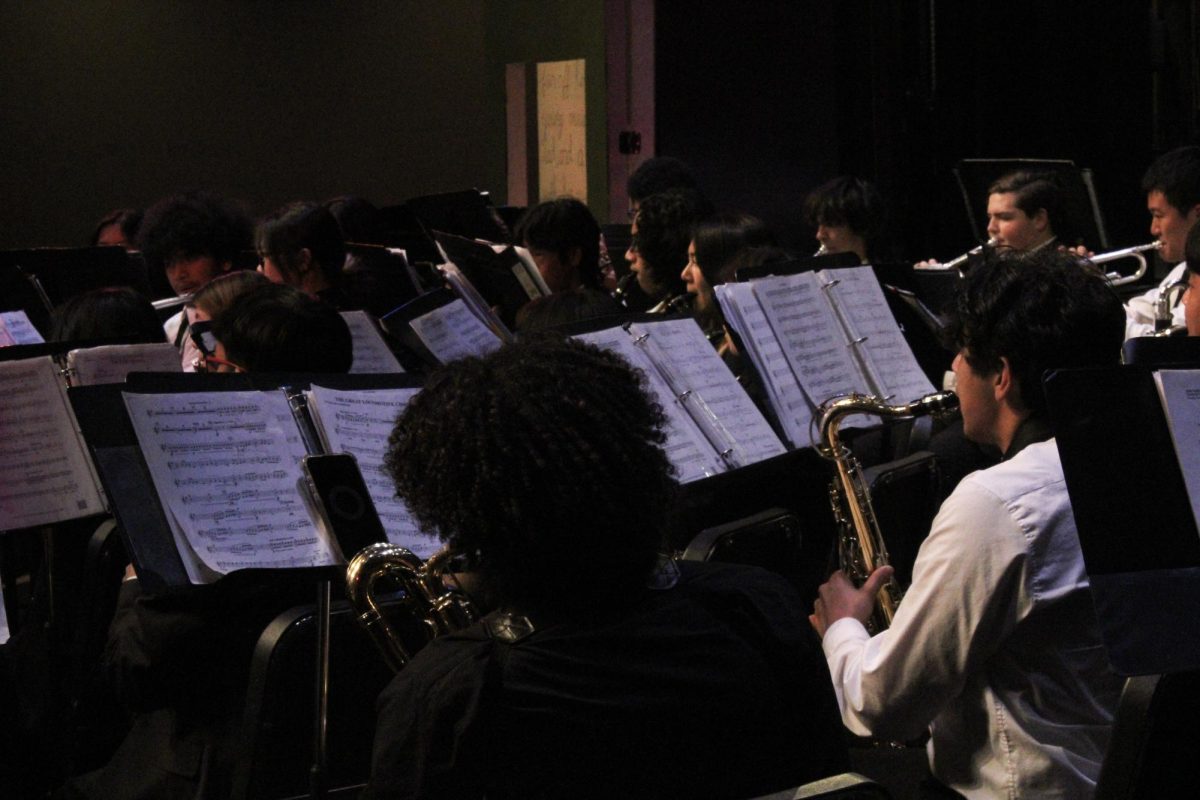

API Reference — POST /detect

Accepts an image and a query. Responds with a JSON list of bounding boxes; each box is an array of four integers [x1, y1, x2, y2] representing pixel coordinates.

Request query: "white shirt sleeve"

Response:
[[1125, 263, 1187, 339], [821, 477, 1031, 741]]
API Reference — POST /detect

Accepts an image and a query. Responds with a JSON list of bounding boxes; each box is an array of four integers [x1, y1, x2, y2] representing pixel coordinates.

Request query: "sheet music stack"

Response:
[[716, 265, 935, 448]]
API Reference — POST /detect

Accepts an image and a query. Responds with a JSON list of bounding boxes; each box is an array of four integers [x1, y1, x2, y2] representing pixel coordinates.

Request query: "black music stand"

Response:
[[1122, 335, 1200, 367], [1045, 366, 1200, 675], [405, 188, 510, 243], [953, 158, 1108, 250]]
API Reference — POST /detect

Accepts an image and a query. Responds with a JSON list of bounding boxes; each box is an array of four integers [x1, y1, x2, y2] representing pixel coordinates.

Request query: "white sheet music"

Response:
[[754, 273, 869, 407], [67, 343, 182, 386], [716, 283, 817, 448], [410, 298, 504, 364], [0, 310, 44, 346], [573, 327, 724, 483], [1153, 370, 1200, 539], [627, 318, 786, 467], [0, 357, 104, 530], [124, 391, 339, 582], [821, 267, 934, 403], [439, 259, 513, 343], [306, 385, 439, 559], [340, 311, 405, 374]]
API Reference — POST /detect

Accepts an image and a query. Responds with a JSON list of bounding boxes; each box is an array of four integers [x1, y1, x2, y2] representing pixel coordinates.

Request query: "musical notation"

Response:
[[410, 298, 503, 364]]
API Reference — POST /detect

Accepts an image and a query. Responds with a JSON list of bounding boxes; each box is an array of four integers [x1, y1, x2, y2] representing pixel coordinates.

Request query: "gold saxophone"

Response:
[[345, 543, 478, 671], [818, 391, 959, 632]]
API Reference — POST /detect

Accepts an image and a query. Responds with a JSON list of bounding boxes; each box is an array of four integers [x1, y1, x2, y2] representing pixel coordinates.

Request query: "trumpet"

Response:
[[1088, 241, 1162, 287], [819, 391, 959, 632]]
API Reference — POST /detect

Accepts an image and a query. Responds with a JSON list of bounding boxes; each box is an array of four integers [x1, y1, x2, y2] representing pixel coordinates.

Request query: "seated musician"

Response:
[[1126, 145, 1200, 338], [255, 201, 352, 309], [803, 175, 887, 263], [1183, 221, 1200, 336], [626, 188, 705, 311], [812, 249, 1125, 799], [364, 336, 849, 799], [682, 212, 775, 341], [513, 197, 605, 294]]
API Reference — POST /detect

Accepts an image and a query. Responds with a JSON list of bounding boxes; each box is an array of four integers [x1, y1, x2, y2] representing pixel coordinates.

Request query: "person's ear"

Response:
[[1032, 208, 1049, 232], [1188, 204, 1200, 225], [994, 356, 1015, 403], [296, 248, 314, 275]]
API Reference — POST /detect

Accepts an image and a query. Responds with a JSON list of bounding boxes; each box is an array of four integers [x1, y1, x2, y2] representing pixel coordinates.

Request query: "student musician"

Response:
[[1182, 220, 1200, 336], [1126, 145, 1200, 338], [812, 249, 1125, 799], [803, 175, 886, 263], [513, 197, 605, 294], [255, 201, 352, 309], [625, 188, 704, 312], [364, 336, 849, 799], [681, 211, 775, 342]]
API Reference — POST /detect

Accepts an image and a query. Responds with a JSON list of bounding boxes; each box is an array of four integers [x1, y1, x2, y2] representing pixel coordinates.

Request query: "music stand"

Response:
[[405, 189, 510, 244], [953, 158, 1109, 250], [1045, 366, 1200, 675]]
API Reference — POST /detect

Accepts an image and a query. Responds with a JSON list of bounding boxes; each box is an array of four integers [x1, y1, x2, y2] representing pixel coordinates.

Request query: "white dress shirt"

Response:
[[1125, 262, 1186, 339], [823, 439, 1122, 799]]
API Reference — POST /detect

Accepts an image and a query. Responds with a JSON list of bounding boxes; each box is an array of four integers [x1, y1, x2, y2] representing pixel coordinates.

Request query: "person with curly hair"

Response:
[[625, 188, 705, 308], [364, 336, 848, 799]]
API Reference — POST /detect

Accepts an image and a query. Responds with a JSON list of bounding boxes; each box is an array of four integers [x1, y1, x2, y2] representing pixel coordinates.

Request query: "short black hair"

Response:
[[635, 189, 705, 298], [50, 287, 166, 344], [384, 336, 675, 611], [90, 208, 142, 246], [946, 249, 1124, 417], [1186, 218, 1200, 280], [803, 176, 884, 241], [1142, 145, 1200, 216], [627, 156, 699, 204], [211, 283, 352, 373], [514, 198, 602, 289], [256, 201, 347, 288], [692, 212, 775, 286], [323, 195, 382, 244], [137, 191, 252, 274], [988, 171, 1068, 240]]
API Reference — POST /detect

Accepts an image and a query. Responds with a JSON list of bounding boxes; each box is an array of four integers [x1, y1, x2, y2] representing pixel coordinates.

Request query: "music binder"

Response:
[[567, 315, 787, 483], [716, 265, 935, 448], [0, 310, 44, 346], [339, 310, 405, 374], [432, 230, 548, 328], [380, 287, 507, 366], [72, 373, 431, 592]]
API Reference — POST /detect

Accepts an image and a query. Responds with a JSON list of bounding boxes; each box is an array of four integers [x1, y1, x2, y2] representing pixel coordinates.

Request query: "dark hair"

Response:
[[634, 189, 704, 298], [323, 195, 382, 244], [987, 171, 1067, 240], [1186, 218, 1200, 280], [256, 202, 346, 289], [137, 191, 252, 274], [514, 287, 625, 333], [50, 287, 166, 344], [211, 283, 352, 373], [803, 176, 884, 242], [692, 213, 775, 287], [90, 208, 142, 247], [1142, 145, 1200, 215], [191, 270, 270, 320], [384, 337, 674, 610], [722, 245, 793, 280], [627, 156, 699, 204], [514, 198, 602, 289], [946, 249, 1124, 417]]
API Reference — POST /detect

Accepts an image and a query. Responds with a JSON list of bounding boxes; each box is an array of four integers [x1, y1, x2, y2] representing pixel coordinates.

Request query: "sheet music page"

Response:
[[0, 357, 104, 530], [306, 385, 439, 559], [0, 310, 45, 346], [1153, 370, 1200, 539], [409, 298, 504, 364], [821, 266, 934, 403], [754, 273, 870, 407], [506, 244, 552, 296], [67, 343, 182, 386], [123, 391, 339, 582], [627, 318, 786, 467], [339, 311, 405, 374], [573, 327, 725, 483], [439, 258, 514, 343], [716, 283, 816, 448]]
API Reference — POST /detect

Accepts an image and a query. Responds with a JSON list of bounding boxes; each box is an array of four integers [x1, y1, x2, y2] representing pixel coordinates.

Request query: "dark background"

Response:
[[3, 0, 1197, 274]]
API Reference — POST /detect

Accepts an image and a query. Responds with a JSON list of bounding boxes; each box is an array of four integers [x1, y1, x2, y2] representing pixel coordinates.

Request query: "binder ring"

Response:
[[821, 279, 841, 290]]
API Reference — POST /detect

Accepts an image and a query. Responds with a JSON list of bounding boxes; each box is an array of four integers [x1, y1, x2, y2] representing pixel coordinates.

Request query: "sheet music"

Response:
[[305, 385, 439, 559], [573, 327, 724, 483], [754, 273, 870, 407], [0, 310, 44, 346], [506, 244, 552, 296], [1153, 370, 1200, 539], [409, 298, 504, 364], [627, 318, 786, 467], [0, 357, 104, 530], [339, 311, 405, 374], [821, 267, 934, 403], [124, 391, 339, 582], [716, 283, 817, 448], [439, 258, 514, 343], [66, 343, 182, 386]]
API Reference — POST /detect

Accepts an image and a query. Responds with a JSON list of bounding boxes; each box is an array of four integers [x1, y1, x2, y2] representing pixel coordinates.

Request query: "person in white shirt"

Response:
[[812, 248, 1126, 799], [1125, 146, 1200, 339]]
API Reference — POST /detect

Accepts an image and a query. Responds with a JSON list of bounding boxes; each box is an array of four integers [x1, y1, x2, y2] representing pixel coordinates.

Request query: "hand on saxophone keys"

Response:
[[809, 565, 896, 639]]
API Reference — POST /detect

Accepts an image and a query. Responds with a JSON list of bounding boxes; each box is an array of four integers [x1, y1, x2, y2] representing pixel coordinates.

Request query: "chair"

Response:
[[861, 451, 941, 587], [678, 507, 804, 585], [1094, 670, 1200, 799], [231, 599, 397, 800], [748, 771, 892, 799]]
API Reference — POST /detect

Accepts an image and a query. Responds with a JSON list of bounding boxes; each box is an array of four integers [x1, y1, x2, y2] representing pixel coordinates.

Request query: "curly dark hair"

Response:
[[945, 248, 1124, 417], [137, 191, 252, 273], [634, 188, 704, 299], [384, 336, 676, 611]]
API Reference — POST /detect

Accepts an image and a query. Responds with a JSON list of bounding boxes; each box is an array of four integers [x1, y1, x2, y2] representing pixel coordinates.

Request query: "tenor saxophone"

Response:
[[818, 391, 959, 632]]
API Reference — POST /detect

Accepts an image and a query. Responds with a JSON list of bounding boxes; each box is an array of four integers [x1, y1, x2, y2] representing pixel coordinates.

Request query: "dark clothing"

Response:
[[364, 561, 849, 800]]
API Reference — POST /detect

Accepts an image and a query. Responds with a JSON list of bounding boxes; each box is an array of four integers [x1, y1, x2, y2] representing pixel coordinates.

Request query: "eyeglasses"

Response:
[[188, 319, 219, 358], [199, 355, 244, 374]]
